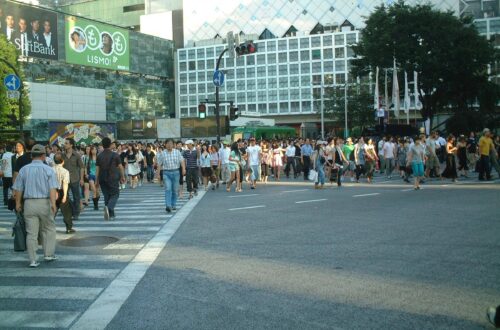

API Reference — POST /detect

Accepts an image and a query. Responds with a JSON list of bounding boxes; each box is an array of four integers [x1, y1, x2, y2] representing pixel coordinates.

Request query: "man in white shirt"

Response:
[[246, 138, 261, 189], [378, 136, 386, 174], [3, 13, 15, 42], [382, 136, 396, 179], [219, 141, 231, 184], [1, 144, 14, 206], [284, 141, 297, 178]]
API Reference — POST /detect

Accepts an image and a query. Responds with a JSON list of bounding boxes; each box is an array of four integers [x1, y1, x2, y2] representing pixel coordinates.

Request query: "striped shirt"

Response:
[[158, 149, 184, 170], [182, 149, 198, 169], [12, 160, 59, 199]]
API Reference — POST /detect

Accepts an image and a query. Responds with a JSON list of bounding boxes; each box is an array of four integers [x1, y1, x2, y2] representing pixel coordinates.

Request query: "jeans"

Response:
[[163, 170, 180, 208], [478, 155, 491, 180], [68, 181, 81, 217], [220, 164, 230, 182], [186, 168, 198, 192], [100, 182, 120, 212], [250, 165, 260, 181], [316, 164, 325, 185], [385, 158, 395, 177], [147, 165, 154, 182]]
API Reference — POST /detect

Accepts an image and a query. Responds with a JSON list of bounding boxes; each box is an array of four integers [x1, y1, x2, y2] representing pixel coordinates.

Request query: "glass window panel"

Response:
[[335, 48, 345, 58], [312, 49, 321, 60], [180, 96, 188, 106], [335, 60, 346, 71], [324, 61, 334, 72], [291, 101, 300, 112], [312, 75, 322, 85], [289, 38, 298, 49], [237, 68, 245, 78], [237, 80, 245, 90], [323, 49, 333, 59], [197, 49, 205, 58], [258, 90, 267, 101], [279, 52, 288, 62], [180, 73, 187, 83], [311, 36, 321, 47], [257, 66, 266, 75], [323, 35, 332, 47], [289, 64, 299, 75], [267, 53, 276, 64], [302, 101, 311, 112], [279, 64, 288, 76], [280, 102, 289, 113], [301, 88, 311, 99], [189, 84, 196, 93], [269, 103, 278, 113], [198, 83, 206, 93], [189, 72, 196, 81], [279, 77, 288, 88], [258, 103, 267, 114], [180, 107, 188, 118], [347, 47, 355, 58], [335, 34, 345, 46], [256, 42, 266, 52], [268, 78, 277, 89], [237, 92, 246, 102], [206, 59, 214, 69], [178, 51, 187, 61], [300, 38, 310, 49], [301, 62, 310, 74], [247, 55, 255, 65], [290, 76, 300, 87], [247, 92, 256, 102], [236, 56, 245, 66], [188, 49, 195, 58], [268, 90, 277, 101], [278, 40, 287, 50], [312, 62, 322, 73], [301, 75, 310, 86], [226, 80, 235, 90], [324, 74, 334, 85], [247, 67, 255, 78], [179, 62, 187, 71], [206, 48, 215, 58], [267, 40, 276, 51], [197, 71, 205, 81], [257, 78, 266, 89], [346, 33, 357, 45], [197, 60, 205, 70], [268, 65, 277, 76], [180, 85, 187, 94], [289, 51, 299, 62], [247, 79, 256, 90], [336, 73, 346, 84], [290, 90, 299, 101], [300, 50, 310, 61], [216, 46, 224, 54], [257, 54, 266, 65], [247, 104, 257, 112], [226, 57, 235, 67]]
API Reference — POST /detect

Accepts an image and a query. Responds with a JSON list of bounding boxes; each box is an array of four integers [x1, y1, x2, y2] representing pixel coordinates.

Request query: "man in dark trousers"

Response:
[[95, 138, 125, 220], [62, 138, 84, 221]]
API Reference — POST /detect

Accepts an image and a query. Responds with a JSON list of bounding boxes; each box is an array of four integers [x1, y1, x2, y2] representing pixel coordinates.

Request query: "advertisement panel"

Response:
[[0, 0, 58, 59], [65, 16, 129, 71], [117, 120, 157, 140], [49, 122, 116, 146]]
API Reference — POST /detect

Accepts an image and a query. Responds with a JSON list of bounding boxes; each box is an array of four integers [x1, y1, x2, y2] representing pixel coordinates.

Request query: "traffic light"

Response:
[[235, 41, 256, 56], [198, 103, 207, 119], [229, 106, 239, 121]]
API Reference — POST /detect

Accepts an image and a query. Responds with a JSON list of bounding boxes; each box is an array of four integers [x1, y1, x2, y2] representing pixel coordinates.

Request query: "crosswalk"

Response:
[[0, 184, 188, 329]]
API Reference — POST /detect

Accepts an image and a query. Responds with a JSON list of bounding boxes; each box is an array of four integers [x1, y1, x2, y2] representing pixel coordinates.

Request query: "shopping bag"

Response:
[[308, 169, 318, 181]]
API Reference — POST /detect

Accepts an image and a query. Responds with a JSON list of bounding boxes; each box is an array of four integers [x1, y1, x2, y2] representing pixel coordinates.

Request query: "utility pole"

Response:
[[214, 48, 228, 145]]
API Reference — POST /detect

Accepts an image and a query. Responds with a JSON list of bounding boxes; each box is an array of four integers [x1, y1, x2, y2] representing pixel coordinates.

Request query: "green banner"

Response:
[[65, 16, 129, 71]]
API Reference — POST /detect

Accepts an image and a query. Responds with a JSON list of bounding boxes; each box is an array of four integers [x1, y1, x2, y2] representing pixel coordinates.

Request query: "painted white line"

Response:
[[0, 221, 12, 225], [295, 199, 327, 204], [0, 311, 80, 328], [103, 243, 145, 250], [0, 286, 103, 300], [353, 193, 380, 197], [401, 188, 414, 192], [0, 268, 119, 278], [228, 194, 259, 198], [228, 205, 266, 211], [71, 191, 206, 330], [281, 189, 309, 193], [55, 226, 161, 232], [0, 254, 134, 262], [64, 220, 167, 225]]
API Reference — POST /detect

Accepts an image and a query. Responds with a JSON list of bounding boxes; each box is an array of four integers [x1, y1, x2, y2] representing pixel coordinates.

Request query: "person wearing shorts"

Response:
[[407, 135, 426, 190]]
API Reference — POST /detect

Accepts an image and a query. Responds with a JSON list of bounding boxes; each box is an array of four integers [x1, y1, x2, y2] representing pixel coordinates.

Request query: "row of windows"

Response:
[[179, 71, 348, 95], [179, 48, 354, 72], [180, 101, 316, 117], [179, 61, 350, 86], [177, 33, 359, 61]]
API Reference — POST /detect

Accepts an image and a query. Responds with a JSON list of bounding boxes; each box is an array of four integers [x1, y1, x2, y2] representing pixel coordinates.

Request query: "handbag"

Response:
[[308, 169, 318, 181], [12, 213, 27, 252]]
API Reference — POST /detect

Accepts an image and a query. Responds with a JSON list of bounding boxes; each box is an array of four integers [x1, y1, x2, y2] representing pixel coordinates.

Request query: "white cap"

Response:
[[185, 139, 194, 145]]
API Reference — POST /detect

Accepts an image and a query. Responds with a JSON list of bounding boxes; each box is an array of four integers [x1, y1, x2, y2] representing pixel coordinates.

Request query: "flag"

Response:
[[384, 69, 389, 112], [374, 66, 379, 110], [414, 71, 423, 110], [404, 71, 411, 114], [391, 58, 400, 117]]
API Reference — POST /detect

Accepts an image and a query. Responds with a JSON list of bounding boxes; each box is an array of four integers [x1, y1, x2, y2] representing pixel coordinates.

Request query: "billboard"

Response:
[[65, 16, 129, 71], [117, 120, 157, 140], [0, 0, 58, 59], [49, 122, 116, 146]]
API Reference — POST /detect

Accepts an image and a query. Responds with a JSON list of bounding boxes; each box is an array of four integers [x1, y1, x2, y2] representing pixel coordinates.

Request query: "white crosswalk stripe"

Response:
[[0, 184, 191, 328]]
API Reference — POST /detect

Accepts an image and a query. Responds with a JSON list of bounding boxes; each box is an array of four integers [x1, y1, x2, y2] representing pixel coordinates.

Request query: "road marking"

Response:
[[228, 205, 266, 211], [63, 220, 168, 225], [55, 226, 161, 232], [0, 254, 134, 262], [0, 268, 120, 278], [228, 194, 259, 198], [103, 243, 145, 250], [401, 188, 414, 192], [0, 286, 103, 300], [71, 191, 206, 330], [0, 311, 80, 328], [353, 193, 380, 197], [282, 189, 309, 193], [295, 199, 327, 204]]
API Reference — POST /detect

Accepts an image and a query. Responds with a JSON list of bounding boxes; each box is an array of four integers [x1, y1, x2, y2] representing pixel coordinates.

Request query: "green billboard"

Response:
[[65, 16, 129, 71]]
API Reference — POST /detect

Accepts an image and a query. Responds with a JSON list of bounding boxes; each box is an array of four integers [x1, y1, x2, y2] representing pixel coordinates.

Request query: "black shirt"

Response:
[[14, 153, 32, 173]]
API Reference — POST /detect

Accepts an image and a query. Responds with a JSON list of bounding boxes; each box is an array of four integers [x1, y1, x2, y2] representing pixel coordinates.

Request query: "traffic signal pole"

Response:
[[214, 48, 228, 145]]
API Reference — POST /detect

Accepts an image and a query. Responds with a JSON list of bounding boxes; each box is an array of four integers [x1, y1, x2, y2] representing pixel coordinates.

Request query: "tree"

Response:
[[351, 1, 497, 129], [0, 34, 31, 133], [323, 82, 376, 135]]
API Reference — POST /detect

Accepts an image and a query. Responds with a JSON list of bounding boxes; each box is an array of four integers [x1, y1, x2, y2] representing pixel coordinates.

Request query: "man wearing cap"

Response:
[[182, 140, 200, 199], [158, 139, 186, 213], [478, 128, 496, 181], [13, 144, 59, 268]]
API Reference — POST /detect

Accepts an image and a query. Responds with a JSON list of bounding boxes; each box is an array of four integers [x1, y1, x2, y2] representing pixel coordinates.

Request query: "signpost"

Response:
[[4, 74, 21, 91], [213, 70, 225, 87]]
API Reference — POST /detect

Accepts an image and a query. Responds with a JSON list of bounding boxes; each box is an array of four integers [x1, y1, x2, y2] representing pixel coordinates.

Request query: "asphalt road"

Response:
[[106, 177, 500, 330]]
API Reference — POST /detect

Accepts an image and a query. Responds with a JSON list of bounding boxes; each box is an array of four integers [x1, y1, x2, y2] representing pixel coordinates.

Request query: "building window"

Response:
[[278, 52, 288, 63], [206, 59, 214, 69], [301, 88, 311, 100], [198, 83, 206, 93], [180, 96, 188, 106], [346, 47, 355, 58], [268, 65, 277, 76], [237, 80, 245, 90], [312, 62, 322, 73], [290, 76, 300, 87], [180, 73, 187, 84], [335, 60, 346, 71], [197, 48, 205, 58], [197, 71, 205, 81], [291, 101, 300, 112], [300, 38, 310, 49], [335, 73, 346, 84], [301, 75, 311, 86], [197, 60, 205, 70], [268, 78, 277, 89], [180, 107, 188, 118], [247, 79, 256, 89], [323, 48, 333, 59], [324, 61, 334, 72], [178, 51, 186, 61], [189, 72, 196, 81], [289, 51, 299, 62], [247, 67, 255, 78], [289, 64, 299, 75], [267, 40, 277, 51], [279, 64, 288, 76], [346, 33, 357, 45], [323, 35, 333, 47], [278, 39, 287, 51], [312, 75, 322, 85], [289, 38, 298, 49], [311, 36, 321, 47], [257, 54, 266, 65], [258, 90, 267, 101], [280, 102, 289, 113], [300, 50, 310, 61], [335, 34, 345, 46], [237, 92, 246, 103], [267, 53, 276, 64], [188, 49, 195, 59], [236, 68, 245, 78], [258, 103, 267, 114], [257, 78, 266, 89], [247, 55, 255, 65], [257, 66, 266, 76], [247, 104, 257, 112], [290, 90, 300, 101], [324, 74, 334, 85], [279, 77, 288, 88], [269, 103, 278, 113], [301, 63, 310, 74], [179, 62, 187, 72], [312, 49, 321, 60], [268, 90, 277, 101], [335, 48, 345, 58], [206, 48, 215, 58], [302, 101, 311, 112], [189, 84, 196, 94], [180, 85, 187, 95], [247, 92, 256, 102], [236, 56, 244, 66]]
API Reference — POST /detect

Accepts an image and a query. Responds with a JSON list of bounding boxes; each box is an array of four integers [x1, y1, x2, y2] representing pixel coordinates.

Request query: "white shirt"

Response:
[[246, 145, 261, 166], [378, 140, 385, 156], [219, 147, 230, 165], [44, 32, 52, 47], [6, 27, 14, 40], [1, 152, 14, 177], [437, 136, 446, 146], [285, 145, 296, 157], [383, 141, 395, 159]]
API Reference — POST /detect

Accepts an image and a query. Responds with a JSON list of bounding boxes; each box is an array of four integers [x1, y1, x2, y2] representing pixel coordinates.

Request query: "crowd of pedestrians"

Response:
[[0, 128, 498, 267]]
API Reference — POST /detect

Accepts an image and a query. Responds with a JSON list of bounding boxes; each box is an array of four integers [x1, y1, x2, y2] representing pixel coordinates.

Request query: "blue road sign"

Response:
[[4, 74, 21, 91], [213, 70, 225, 87]]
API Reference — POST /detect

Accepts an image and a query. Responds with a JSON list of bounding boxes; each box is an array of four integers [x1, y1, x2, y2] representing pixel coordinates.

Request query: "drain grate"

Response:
[[59, 236, 119, 247]]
